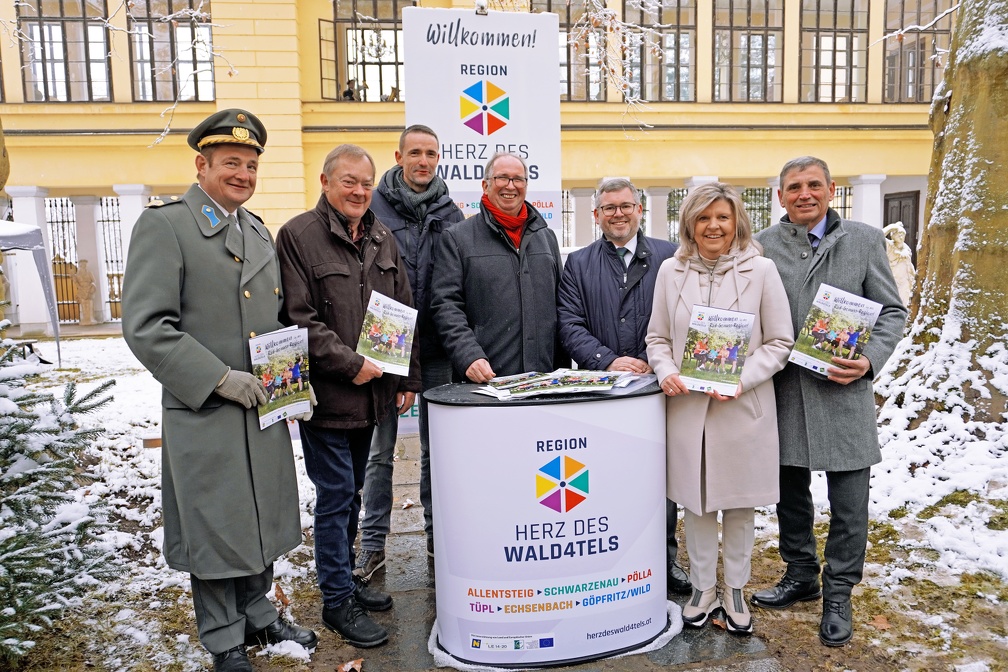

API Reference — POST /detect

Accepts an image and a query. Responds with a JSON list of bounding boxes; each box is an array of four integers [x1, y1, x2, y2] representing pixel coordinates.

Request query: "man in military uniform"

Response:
[[122, 109, 317, 672]]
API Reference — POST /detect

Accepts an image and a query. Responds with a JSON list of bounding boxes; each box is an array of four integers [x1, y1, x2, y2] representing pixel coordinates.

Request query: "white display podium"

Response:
[[426, 382, 668, 667]]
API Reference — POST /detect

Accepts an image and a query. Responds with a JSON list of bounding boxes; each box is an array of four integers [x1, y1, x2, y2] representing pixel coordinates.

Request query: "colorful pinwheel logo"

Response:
[[460, 80, 509, 135], [536, 456, 589, 513]]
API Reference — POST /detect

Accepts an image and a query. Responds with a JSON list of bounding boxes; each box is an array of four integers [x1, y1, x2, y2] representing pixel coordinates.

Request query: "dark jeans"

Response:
[[777, 465, 871, 601], [299, 422, 373, 608], [360, 357, 452, 550]]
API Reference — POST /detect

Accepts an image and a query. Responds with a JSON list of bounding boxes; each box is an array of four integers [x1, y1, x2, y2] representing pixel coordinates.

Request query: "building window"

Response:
[[18, 0, 111, 102], [320, 19, 339, 100], [884, 0, 954, 103], [533, 0, 606, 102], [713, 0, 783, 102], [799, 0, 869, 103], [129, 0, 215, 102], [325, 0, 413, 102], [624, 0, 696, 102]]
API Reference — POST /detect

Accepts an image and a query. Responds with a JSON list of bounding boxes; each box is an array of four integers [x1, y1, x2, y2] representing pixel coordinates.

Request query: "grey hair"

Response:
[[322, 144, 375, 179], [675, 182, 753, 260], [484, 151, 528, 180], [779, 156, 832, 186], [594, 177, 641, 207]]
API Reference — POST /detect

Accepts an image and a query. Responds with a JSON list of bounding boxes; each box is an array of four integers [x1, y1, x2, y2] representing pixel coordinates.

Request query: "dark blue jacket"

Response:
[[370, 180, 465, 360], [558, 231, 677, 369]]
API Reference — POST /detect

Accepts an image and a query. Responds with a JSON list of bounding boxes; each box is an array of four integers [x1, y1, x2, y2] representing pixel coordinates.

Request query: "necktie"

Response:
[[808, 232, 819, 250], [617, 247, 631, 267]]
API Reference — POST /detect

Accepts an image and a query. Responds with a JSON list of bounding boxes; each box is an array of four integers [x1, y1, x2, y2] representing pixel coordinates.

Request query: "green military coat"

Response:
[[122, 184, 302, 579]]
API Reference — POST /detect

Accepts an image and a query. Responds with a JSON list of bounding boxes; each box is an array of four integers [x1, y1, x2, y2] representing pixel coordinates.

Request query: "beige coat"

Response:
[[645, 244, 794, 514]]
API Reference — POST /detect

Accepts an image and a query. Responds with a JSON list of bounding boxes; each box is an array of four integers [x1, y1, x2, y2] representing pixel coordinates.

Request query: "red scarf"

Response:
[[482, 193, 527, 250]]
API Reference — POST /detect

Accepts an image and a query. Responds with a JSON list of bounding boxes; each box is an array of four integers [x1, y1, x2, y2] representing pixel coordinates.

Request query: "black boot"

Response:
[[212, 645, 252, 672], [819, 598, 853, 646], [322, 595, 389, 648]]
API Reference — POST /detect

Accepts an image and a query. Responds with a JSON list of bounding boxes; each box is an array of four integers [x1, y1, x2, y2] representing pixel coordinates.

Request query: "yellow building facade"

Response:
[[0, 0, 950, 333]]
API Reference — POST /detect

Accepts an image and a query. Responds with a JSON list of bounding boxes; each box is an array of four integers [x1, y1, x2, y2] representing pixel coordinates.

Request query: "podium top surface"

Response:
[[423, 379, 661, 407]]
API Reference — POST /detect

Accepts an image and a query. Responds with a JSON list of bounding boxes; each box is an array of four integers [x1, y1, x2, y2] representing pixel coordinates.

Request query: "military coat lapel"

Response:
[[184, 185, 245, 261], [239, 210, 275, 285]]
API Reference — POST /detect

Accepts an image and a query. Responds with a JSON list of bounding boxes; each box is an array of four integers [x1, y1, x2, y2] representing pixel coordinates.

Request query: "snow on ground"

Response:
[[21, 336, 1008, 670]]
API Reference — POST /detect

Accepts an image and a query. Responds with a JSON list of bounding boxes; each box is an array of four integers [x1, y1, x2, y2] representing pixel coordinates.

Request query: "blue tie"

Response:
[[808, 232, 819, 250]]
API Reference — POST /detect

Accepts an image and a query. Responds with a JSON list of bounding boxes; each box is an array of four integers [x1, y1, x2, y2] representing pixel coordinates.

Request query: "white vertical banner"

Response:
[[402, 7, 563, 236]]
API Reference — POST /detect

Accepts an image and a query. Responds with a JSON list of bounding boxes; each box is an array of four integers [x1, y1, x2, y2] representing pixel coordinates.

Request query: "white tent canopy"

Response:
[[0, 220, 61, 365]]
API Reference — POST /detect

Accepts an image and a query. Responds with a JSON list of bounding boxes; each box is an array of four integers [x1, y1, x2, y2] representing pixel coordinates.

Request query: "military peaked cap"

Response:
[[187, 108, 267, 154]]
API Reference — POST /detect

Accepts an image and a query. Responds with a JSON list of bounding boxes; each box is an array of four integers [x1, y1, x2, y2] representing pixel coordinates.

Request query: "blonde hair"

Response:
[[675, 182, 753, 260]]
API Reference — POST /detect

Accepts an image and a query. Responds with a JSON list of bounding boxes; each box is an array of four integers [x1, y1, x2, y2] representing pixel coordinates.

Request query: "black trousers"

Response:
[[667, 498, 680, 563], [776, 465, 870, 602]]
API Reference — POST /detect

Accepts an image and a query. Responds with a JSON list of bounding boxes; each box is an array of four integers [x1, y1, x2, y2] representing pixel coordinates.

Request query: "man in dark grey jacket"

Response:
[[556, 176, 689, 595], [752, 156, 907, 647], [356, 125, 464, 579], [431, 152, 566, 383], [277, 144, 420, 649]]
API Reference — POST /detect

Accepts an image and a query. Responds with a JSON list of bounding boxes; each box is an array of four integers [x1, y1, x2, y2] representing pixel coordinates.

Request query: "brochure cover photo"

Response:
[[249, 325, 311, 430], [356, 290, 418, 377], [679, 305, 755, 396], [475, 369, 647, 400], [788, 283, 883, 376]]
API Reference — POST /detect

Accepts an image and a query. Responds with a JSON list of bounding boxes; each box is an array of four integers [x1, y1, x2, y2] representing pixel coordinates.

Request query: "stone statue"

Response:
[[884, 222, 916, 308], [73, 259, 97, 326]]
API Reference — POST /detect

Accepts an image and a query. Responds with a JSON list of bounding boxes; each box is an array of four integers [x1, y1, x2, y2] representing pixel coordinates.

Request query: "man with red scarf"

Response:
[[431, 152, 567, 382]]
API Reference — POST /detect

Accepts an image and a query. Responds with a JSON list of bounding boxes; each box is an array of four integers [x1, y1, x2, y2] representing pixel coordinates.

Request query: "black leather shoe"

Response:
[[354, 575, 393, 612], [750, 576, 822, 609], [245, 616, 319, 650], [819, 599, 853, 647], [667, 561, 692, 595], [322, 595, 389, 648], [213, 645, 252, 672]]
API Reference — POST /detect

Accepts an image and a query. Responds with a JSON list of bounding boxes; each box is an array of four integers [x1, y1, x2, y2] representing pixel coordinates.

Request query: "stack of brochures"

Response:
[[474, 369, 653, 400]]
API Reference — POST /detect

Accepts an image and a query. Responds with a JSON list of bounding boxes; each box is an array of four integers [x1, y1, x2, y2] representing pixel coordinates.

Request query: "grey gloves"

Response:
[[290, 385, 317, 422], [215, 368, 268, 408]]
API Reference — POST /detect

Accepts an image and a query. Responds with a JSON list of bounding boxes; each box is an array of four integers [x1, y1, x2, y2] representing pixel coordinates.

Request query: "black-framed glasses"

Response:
[[598, 203, 638, 216], [490, 175, 527, 187]]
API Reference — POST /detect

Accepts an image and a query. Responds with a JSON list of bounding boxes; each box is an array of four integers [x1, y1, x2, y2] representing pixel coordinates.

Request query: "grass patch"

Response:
[[865, 519, 900, 565], [917, 489, 980, 520]]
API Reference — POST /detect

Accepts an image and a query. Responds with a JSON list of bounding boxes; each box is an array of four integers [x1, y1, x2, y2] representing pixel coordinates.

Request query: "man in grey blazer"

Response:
[[752, 156, 907, 647], [123, 110, 316, 672]]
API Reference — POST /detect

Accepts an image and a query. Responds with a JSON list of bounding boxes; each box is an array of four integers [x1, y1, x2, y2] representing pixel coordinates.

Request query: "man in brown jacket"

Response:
[[276, 144, 420, 649]]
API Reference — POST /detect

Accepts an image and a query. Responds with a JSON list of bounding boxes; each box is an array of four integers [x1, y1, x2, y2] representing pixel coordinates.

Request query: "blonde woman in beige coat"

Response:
[[645, 183, 794, 635]]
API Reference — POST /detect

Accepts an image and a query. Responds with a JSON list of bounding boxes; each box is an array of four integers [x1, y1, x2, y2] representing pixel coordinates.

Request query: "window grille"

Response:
[[883, 0, 954, 103], [99, 197, 124, 320], [667, 188, 688, 242], [623, 0, 697, 102], [713, 0, 783, 102], [129, 0, 215, 102], [799, 0, 869, 103], [45, 198, 80, 323], [530, 0, 607, 102], [327, 0, 415, 102], [18, 0, 112, 102], [741, 187, 773, 232]]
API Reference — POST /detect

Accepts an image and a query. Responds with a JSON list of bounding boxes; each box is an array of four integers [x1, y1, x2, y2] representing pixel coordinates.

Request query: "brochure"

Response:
[[356, 290, 418, 377], [249, 325, 311, 430], [474, 368, 643, 400], [788, 283, 883, 377], [679, 305, 755, 397]]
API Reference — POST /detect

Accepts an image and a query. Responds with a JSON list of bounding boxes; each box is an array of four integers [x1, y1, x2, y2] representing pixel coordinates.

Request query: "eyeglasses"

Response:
[[598, 203, 638, 216], [339, 177, 374, 191], [490, 175, 527, 188]]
